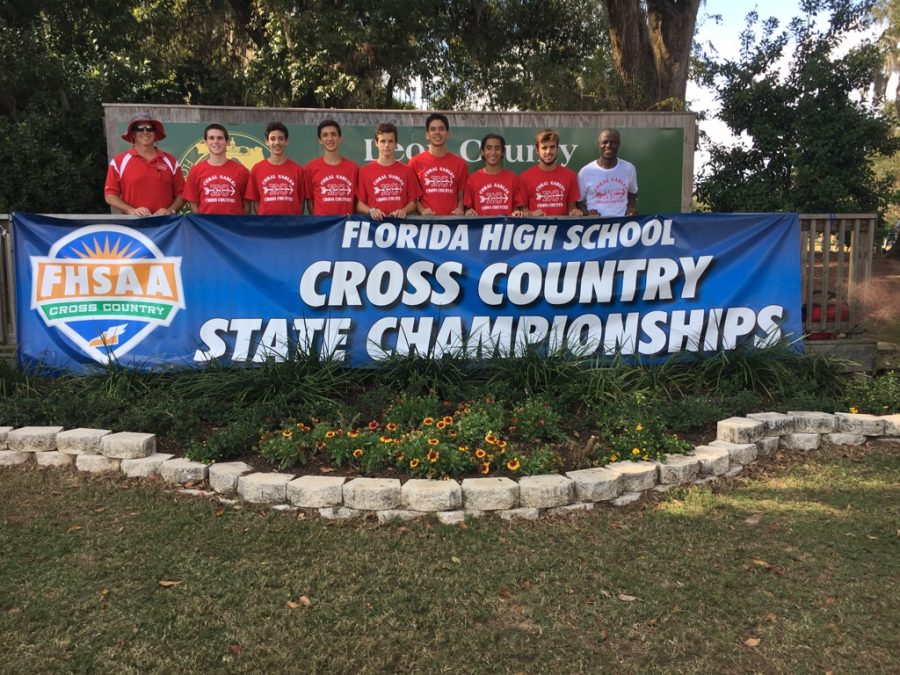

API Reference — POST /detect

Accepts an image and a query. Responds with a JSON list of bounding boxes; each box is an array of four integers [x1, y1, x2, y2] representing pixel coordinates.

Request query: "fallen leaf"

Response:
[[298, 595, 312, 607], [287, 600, 300, 609], [752, 559, 773, 570], [66, 524, 82, 532], [599, 589, 611, 598], [99, 588, 110, 603], [451, 556, 461, 564], [867, 535, 877, 540], [825, 596, 836, 605], [597, 627, 608, 641], [744, 637, 760, 647], [457, 522, 468, 529], [618, 594, 638, 602], [766, 612, 777, 622], [744, 514, 761, 525], [228, 644, 242, 654], [158, 579, 183, 588], [94, 506, 106, 513], [214, 508, 225, 517], [319, 467, 335, 473]]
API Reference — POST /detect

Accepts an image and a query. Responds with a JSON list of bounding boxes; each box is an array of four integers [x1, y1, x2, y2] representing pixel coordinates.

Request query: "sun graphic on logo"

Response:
[[69, 236, 143, 260]]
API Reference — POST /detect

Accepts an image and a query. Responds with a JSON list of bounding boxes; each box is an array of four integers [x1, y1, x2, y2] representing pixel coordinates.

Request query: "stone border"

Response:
[[1, 412, 897, 523]]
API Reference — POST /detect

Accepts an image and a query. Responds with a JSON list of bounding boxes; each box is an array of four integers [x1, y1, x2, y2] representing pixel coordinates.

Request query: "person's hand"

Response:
[[450, 205, 466, 216], [418, 205, 435, 216], [511, 208, 528, 217], [569, 207, 584, 216], [530, 209, 546, 217], [625, 206, 637, 217], [368, 207, 384, 221], [588, 209, 599, 216], [464, 208, 476, 216], [132, 206, 152, 217], [390, 207, 408, 218], [152, 207, 175, 216]]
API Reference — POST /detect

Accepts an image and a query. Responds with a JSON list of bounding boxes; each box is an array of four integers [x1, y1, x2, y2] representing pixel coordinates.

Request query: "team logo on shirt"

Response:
[[479, 184, 510, 206], [422, 167, 456, 191], [30, 225, 185, 364], [321, 180, 353, 197]]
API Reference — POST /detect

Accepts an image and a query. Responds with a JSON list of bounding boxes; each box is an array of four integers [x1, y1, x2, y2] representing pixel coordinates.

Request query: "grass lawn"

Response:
[[1, 442, 897, 674]]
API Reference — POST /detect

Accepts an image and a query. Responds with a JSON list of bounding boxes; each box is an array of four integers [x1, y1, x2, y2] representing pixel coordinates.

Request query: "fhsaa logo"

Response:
[[30, 224, 185, 364]]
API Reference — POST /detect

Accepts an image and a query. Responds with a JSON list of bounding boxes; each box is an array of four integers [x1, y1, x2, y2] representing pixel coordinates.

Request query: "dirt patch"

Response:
[[864, 254, 900, 344]]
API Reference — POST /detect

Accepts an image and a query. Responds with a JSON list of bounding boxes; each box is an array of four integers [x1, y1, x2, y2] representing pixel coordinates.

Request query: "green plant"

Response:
[[843, 371, 900, 414]]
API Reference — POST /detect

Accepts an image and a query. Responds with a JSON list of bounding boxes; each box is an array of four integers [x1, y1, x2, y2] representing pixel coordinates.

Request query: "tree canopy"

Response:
[[694, 0, 898, 217]]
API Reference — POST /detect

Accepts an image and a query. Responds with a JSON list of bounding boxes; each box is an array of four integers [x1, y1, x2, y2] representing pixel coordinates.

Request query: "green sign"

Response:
[[115, 123, 684, 213]]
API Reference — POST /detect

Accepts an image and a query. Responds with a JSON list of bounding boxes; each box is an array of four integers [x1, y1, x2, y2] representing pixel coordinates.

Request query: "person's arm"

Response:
[[105, 193, 150, 217], [450, 190, 466, 216], [625, 192, 638, 217], [568, 202, 584, 217], [188, 202, 200, 213], [152, 196, 184, 216], [417, 200, 435, 216], [357, 199, 384, 221], [243, 200, 252, 215], [304, 199, 314, 215], [390, 200, 417, 219], [576, 200, 597, 216]]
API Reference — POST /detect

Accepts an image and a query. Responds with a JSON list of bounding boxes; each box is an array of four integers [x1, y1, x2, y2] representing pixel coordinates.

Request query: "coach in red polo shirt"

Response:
[[104, 113, 185, 216]]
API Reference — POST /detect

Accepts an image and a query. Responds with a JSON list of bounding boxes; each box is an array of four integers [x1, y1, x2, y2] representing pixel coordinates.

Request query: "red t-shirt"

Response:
[[408, 151, 469, 215], [356, 162, 422, 213], [464, 168, 523, 216], [183, 159, 250, 215], [519, 164, 581, 216], [104, 148, 185, 213], [246, 158, 304, 215], [303, 156, 358, 215]]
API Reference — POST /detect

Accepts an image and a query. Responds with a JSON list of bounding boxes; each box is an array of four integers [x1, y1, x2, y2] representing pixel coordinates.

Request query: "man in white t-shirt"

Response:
[[577, 128, 638, 217]]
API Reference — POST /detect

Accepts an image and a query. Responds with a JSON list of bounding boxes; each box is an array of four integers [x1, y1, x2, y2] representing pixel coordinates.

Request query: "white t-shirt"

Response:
[[578, 159, 638, 216]]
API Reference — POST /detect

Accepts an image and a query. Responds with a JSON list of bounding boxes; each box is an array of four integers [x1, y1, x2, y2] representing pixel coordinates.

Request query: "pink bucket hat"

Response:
[[122, 113, 166, 142]]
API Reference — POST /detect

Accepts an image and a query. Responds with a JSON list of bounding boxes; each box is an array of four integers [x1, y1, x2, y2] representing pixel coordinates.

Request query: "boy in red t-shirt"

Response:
[[408, 113, 468, 216], [356, 122, 420, 221], [464, 133, 527, 217], [303, 119, 359, 215], [183, 124, 250, 215], [518, 128, 584, 217], [246, 121, 304, 215]]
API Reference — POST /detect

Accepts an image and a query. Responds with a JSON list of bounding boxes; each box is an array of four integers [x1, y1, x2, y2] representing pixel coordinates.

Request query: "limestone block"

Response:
[[779, 433, 821, 452], [121, 453, 175, 478], [401, 479, 462, 512], [461, 477, 519, 511], [709, 440, 758, 465], [565, 466, 622, 502], [611, 491, 643, 507], [498, 507, 540, 521], [272, 504, 298, 512], [517, 474, 575, 508], [100, 431, 155, 459], [693, 475, 720, 486], [7, 426, 64, 452], [756, 436, 779, 457], [0, 450, 31, 466], [823, 432, 866, 447], [435, 511, 467, 525], [287, 475, 346, 508], [57, 428, 111, 455], [75, 453, 121, 473], [343, 478, 401, 510], [716, 417, 764, 444], [159, 458, 208, 484], [787, 411, 837, 434], [691, 446, 730, 476], [0, 426, 12, 449], [747, 412, 796, 435], [35, 451, 74, 467], [318, 506, 362, 520], [545, 502, 595, 516], [376, 509, 424, 524], [237, 472, 294, 504], [834, 412, 885, 436], [882, 414, 900, 437], [208, 461, 254, 495], [605, 460, 657, 492], [656, 455, 701, 484], [724, 466, 744, 478]]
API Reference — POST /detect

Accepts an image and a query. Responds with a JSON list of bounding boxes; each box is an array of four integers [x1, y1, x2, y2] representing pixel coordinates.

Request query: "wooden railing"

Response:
[[0, 213, 878, 355]]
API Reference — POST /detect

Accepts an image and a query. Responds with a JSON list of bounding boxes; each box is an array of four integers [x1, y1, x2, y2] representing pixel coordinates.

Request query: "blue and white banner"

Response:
[[13, 213, 801, 372]]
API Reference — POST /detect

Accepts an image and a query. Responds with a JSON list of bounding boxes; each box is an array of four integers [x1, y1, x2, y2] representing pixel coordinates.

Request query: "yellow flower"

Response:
[[635, 423, 644, 432], [632, 448, 641, 455], [315, 441, 326, 449], [347, 430, 359, 438], [484, 433, 497, 445], [386, 422, 398, 431], [352, 448, 364, 458], [427, 450, 440, 463], [610, 455, 618, 462], [458, 445, 469, 454], [325, 430, 336, 439], [507, 458, 521, 471], [409, 458, 420, 468], [849, 406, 858, 414], [643, 455, 649, 461], [480, 461, 491, 475], [498, 440, 507, 449], [441, 474, 450, 481], [423, 416, 435, 426], [475, 448, 486, 459], [436, 420, 447, 430], [442, 416, 454, 425], [282, 430, 293, 439], [428, 438, 439, 446]]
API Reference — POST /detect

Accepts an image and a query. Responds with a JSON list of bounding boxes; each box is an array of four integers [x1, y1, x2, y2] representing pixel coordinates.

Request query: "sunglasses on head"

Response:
[[133, 125, 155, 133]]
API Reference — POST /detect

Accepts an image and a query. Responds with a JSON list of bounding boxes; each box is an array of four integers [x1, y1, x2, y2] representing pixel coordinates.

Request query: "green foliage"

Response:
[[592, 406, 694, 465], [187, 417, 261, 464], [695, 0, 899, 217], [843, 370, 900, 413]]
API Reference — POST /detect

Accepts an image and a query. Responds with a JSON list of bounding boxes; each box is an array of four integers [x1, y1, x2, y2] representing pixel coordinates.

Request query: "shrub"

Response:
[[843, 371, 900, 415]]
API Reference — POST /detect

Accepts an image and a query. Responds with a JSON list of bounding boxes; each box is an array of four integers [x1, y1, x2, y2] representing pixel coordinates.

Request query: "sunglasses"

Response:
[[133, 125, 156, 133]]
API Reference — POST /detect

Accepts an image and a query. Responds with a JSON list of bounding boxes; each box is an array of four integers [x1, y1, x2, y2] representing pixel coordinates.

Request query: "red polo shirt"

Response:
[[104, 148, 185, 213]]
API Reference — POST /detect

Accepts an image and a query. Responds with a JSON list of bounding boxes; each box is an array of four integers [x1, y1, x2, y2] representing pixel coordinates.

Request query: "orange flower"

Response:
[[442, 416, 453, 425], [409, 458, 420, 468], [315, 441, 326, 449], [281, 430, 293, 438], [352, 448, 364, 458], [427, 450, 440, 463], [498, 440, 507, 449], [484, 433, 497, 445], [427, 438, 439, 446], [458, 445, 469, 454], [347, 430, 359, 438], [325, 430, 336, 439], [386, 422, 398, 431], [506, 458, 521, 471], [436, 420, 447, 430], [475, 448, 486, 459], [368, 420, 380, 430], [480, 461, 491, 475], [423, 416, 434, 426]]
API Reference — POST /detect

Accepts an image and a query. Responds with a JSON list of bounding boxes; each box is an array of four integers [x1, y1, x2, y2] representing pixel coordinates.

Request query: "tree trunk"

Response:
[[604, 0, 701, 109]]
